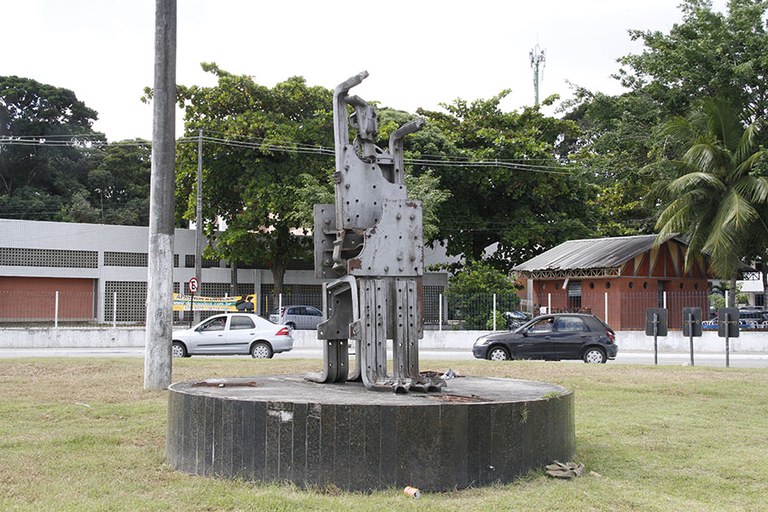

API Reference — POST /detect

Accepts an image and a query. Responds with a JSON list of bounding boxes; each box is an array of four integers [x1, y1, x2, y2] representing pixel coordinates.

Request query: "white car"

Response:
[[172, 313, 293, 359]]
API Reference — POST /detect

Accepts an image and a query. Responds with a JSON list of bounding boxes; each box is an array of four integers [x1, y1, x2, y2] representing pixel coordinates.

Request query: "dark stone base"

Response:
[[166, 375, 575, 492]]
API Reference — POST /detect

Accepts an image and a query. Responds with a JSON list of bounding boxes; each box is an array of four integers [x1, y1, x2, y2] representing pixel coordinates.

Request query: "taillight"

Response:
[[606, 330, 615, 343], [276, 327, 290, 336]]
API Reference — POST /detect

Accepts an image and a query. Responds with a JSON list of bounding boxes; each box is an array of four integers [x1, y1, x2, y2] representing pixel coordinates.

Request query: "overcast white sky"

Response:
[[3, 0, 727, 142]]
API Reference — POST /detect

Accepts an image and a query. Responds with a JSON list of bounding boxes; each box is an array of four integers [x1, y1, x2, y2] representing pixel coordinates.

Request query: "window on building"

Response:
[[567, 281, 582, 311]]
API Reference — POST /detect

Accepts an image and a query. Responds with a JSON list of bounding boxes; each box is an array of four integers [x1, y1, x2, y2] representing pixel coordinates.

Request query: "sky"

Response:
[[3, 0, 727, 142]]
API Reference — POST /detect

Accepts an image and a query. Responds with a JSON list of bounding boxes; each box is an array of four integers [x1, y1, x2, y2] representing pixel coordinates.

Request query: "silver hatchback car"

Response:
[[172, 313, 293, 359], [269, 305, 323, 330]]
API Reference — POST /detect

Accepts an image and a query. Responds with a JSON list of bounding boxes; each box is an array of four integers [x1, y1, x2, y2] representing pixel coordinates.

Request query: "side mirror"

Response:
[[521, 329, 528, 337]]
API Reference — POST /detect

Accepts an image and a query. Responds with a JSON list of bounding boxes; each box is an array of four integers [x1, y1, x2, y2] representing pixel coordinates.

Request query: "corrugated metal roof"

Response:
[[513, 234, 675, 273]]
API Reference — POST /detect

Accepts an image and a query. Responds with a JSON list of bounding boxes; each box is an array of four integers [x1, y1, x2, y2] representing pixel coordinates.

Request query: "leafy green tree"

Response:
[[562, 89, 668, 236], [175, 65, 335, 295], [0, 76, 104, 220], [617, 0, 768, 124], [563, 1, 768, 239], [445, 260, 519, 329], [418, 93, 595, 271], [654, 98, 768, 305], [84, 141, 151, 225]]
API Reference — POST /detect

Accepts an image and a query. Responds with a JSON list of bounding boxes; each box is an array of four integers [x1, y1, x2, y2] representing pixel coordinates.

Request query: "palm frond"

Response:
[[734, 121, 761, 165], [682, 143, 731, 175], [659, 116, 696, 146], [734, 175, 768, 204], [667, 170, 725, 195], [715, 189, 759, 231]]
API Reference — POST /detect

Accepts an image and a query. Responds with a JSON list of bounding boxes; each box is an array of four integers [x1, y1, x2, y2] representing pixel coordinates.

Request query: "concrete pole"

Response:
[[144, 0, 177, 390], [194, 128, 203, 323]]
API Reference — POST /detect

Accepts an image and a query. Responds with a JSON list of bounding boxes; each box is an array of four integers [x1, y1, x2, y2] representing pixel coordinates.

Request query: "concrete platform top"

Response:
[[168, 374, 570, 406]]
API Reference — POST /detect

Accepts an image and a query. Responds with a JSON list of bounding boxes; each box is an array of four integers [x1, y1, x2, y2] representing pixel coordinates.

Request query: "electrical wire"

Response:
[[0, 130, 584, 175], [1, 134, 581, 176]]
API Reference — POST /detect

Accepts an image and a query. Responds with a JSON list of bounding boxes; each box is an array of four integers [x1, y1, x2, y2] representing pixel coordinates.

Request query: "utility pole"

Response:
[[194, 128, 203, 324], [144, 0, 177, 390], [529, 44, 546, 106]]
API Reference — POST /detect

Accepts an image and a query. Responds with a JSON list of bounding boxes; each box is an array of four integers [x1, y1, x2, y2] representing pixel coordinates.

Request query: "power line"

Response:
[[0, 132, 579, 175]]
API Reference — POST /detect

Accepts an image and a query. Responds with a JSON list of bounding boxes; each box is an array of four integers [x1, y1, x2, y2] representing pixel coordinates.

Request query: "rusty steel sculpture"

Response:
[[308, 71, 444, 393]]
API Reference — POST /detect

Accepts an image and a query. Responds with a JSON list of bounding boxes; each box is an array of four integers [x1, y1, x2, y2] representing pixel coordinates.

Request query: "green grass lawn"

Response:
[[1, 357, 766, 511]]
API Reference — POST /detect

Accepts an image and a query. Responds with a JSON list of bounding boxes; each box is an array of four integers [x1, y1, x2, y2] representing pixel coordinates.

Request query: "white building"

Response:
[[0, 219, 450, 323]]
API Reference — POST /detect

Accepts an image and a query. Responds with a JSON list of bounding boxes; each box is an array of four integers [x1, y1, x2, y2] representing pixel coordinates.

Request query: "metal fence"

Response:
[[1, 288, 763, 332]]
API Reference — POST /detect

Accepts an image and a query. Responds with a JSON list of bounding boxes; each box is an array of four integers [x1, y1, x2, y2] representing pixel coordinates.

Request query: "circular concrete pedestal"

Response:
[[167, 375, 574, 492]]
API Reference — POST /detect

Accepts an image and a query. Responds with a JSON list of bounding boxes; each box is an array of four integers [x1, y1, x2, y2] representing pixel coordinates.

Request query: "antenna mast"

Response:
[[529, 44, 546, 105]]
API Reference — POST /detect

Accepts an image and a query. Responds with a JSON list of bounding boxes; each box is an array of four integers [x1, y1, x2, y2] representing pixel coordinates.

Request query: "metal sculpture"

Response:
[[308, 71, 443, 393]]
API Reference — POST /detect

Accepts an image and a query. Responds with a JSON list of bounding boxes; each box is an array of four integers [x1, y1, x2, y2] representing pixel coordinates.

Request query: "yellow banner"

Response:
[[172, 293, 256, 312]]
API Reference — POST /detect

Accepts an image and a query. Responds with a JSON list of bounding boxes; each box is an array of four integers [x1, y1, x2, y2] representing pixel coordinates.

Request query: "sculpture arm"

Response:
[[333, 71, 369, 168], [334, 71, 369, 98], [389, 118, 425, 146], [389, 118, 426, 185]]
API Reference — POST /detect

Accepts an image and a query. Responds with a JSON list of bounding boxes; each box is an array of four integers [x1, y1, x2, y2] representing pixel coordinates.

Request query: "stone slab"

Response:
[[167, 375, 575, 491]]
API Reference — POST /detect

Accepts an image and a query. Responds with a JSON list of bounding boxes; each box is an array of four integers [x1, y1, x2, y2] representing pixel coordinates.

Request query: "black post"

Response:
[[688, 312, 695, 367], [653, 312, 658, 366], [189, 293, 195, 328]]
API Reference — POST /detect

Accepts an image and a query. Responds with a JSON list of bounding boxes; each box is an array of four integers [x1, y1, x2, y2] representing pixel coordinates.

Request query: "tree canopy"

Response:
[[1, 76, 152, 225], [617, 0, 768, 123], [0, 76, 103, 220], [418, 93, 595, 271], [175, 65, 337, 294]]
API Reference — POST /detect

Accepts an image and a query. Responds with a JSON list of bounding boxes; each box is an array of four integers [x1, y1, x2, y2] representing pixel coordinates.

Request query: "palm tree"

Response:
[[655, 99, 768, 306]]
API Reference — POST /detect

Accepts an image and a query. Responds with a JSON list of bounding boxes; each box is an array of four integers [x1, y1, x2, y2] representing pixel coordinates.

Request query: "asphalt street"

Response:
[[1, 346, 767, 368]]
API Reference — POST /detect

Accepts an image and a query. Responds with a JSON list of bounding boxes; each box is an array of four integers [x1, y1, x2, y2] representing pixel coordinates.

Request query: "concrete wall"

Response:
[[1, 327, 766, 353], [1, 219, 451, 322]]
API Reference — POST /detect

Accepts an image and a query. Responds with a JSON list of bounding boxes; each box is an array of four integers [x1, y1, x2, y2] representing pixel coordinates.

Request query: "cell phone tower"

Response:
[[530, 44, 546, 106]]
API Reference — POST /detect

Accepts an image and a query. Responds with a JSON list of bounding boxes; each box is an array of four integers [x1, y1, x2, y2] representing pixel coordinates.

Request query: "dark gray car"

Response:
[[472, 313, 618, 363]]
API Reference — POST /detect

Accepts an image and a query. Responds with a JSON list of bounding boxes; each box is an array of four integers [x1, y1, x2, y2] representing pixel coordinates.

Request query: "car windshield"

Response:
[[200, 317, 226, 331]]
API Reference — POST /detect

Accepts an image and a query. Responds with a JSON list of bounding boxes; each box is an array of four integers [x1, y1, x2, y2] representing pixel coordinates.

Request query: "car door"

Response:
[[552, 316, 589, 359], [304, 306, 323, 329], [225, 314, 257, 354], [288, 307, 309, 329], [191, 316, 228, 354], [517, 317, 556, 359]]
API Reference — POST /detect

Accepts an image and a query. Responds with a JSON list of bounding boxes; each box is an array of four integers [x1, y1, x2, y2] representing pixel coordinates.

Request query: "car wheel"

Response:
[[583, 347, 606, 364], [286, 322, 296, 330], [171, 341, 188, 358], [487, 346, 510, 361], [250, 342, 273, 359]]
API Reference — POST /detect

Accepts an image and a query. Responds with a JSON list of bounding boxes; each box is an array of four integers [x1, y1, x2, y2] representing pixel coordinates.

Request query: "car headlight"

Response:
[[474, 336, 490, 346]]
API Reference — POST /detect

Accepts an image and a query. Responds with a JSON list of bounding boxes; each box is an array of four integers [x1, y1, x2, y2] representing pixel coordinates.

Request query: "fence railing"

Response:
[[1, 288, 762, 332]]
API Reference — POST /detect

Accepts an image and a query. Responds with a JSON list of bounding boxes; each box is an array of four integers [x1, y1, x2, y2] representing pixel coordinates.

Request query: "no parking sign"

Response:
[[188, 277, 199, 294]]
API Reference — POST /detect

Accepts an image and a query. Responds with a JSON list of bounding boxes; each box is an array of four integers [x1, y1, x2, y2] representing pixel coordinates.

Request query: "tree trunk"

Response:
[[759, 260, 768, 308], [271, 262, 286, 301], [728, 276, 738, 307], [230, 260, 239, 296]]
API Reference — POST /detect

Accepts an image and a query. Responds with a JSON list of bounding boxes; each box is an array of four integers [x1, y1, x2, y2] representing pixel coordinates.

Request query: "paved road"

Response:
[[1, 347, 767, 368]]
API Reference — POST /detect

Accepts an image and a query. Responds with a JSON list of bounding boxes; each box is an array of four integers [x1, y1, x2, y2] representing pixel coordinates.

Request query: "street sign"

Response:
[[188, 277, 199, 294], [645, 308, 668, 336], [682, 307, 703, 337], [717, 307, 739, 338]]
